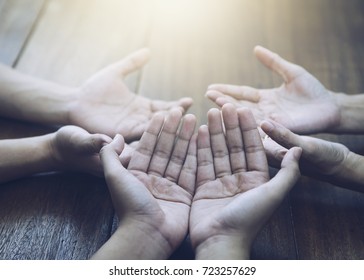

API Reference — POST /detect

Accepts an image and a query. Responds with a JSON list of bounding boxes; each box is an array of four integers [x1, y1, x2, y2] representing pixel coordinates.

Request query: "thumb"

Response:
[[100, 134, 125, 173], [110, 48, 150, 77], [267, 146, 302, 198], [254, 45, 304, 83], [86, 134, 113, 153]]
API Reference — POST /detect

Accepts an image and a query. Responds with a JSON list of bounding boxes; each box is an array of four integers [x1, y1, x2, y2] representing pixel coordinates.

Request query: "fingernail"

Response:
[[114, 134, 122, 141], [261, 121, 275, 132]]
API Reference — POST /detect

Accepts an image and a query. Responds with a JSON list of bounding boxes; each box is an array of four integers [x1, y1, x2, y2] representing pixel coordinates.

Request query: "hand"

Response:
[[206, 46, 340, 134], [50, 125, 112, 176], [189, 104, 302, 259], [261, 120, 352, 183], [96, 109, 197, 259], [68, 49, 193, 141]]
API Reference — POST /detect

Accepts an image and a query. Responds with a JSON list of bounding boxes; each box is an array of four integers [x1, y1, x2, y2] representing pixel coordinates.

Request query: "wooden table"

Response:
[[0, 0, 363, 259]]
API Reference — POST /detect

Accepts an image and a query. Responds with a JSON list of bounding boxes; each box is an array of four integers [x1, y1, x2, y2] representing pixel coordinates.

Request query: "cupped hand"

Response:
[[69, 49, 193, 141], [206, 46, 340, 134], [100, 109, 197, 257], [50, 125, 112, 176], [189, 104, 302, 259]]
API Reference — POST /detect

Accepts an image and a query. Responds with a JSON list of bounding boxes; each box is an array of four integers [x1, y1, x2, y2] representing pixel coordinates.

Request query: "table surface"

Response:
[[0, 0, 363, 260]]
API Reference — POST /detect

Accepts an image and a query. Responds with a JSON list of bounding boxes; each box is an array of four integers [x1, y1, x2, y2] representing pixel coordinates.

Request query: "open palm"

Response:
[[206, 46, 340, 134], [190, 105, 270, 250], [101, 109, 197, 254], [69, 49, 193, 141]]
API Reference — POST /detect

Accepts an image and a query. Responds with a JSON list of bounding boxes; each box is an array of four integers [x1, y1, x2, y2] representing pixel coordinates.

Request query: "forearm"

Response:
[[91, 220, 173, 260], [0, 134, 58, 184], [0, 63, 74, 125], [195, 235, 250, 260], [329, 92, 364, 134], [324, 151, 364, 193]]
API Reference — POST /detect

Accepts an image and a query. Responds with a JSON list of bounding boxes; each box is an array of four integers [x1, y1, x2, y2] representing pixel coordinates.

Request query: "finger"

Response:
[[119, 143, 134, 167], [265, 147, 302, 197], [206, 90, 237, 107], [207, 84, 260, 102], [148, 109, 183, 176], [254, 45, 305, 83], [221, 103, 246, 172], [261, 120, 303, 150], [205, 90, 225, 102], [208, 108, 232, 177], [237, 146, 301, 227], [263, 137, 287, 169], [110, 48, 150, 77], [206, 90, 260, 109], [100, 135, 155, 217], [197, 125, 215, 186], [165, 114, 196, 183], [151, 97, 193, 114], [178, 97, 193, 113], [178, 133, 197, 196], [88, 134, 113, 153], [100, 134, 127, 182], [237, 108, 268, 174], [127, 113, 165, 172]]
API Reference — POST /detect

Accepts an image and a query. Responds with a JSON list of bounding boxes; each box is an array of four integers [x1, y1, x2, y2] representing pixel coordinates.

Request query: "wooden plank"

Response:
[[291, 178, 364, 259], [0, 0, 45, 66], [0, 174, 113, 259], [15, 0, 155, 88], [140, 0, 277, 128], [140, 0, 297, 259], [0, 0, 154, 259]]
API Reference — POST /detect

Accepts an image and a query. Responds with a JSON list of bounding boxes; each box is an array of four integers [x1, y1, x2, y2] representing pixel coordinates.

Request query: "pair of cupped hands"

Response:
[[98, 103, 302, 259]]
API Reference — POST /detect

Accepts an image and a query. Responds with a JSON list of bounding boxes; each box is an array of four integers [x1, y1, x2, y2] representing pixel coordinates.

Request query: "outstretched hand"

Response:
[[190, 104, 302, 259], [260, 120, 364, 192], [69, 49, 193, 141], [206, 46, 340, 134], [96, 109, 197, 259]]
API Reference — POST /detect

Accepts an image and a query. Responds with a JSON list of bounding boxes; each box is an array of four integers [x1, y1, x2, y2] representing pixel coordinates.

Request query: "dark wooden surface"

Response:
[[0, 0, 363, 260]]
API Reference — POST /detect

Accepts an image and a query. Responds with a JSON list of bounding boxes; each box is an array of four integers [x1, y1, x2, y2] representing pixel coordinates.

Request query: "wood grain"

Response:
[[0, 0, 45, 66], [0, 0, 363, 259]]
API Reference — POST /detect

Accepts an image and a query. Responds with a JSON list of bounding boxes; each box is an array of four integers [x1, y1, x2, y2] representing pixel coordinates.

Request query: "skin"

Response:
[[92, 109, 197, 259], [0, 126, 111, 184], [261, 120, 364, 193], [189, 104, 302, 259], [206, 46, 364, 135], [0, 49, 193, 142], [92, 105, 302, 259]]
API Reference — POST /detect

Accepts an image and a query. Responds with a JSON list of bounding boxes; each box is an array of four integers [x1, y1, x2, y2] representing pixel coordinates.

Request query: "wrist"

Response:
[[92, 219, 174, 259], [46, 132, 67, 171], [195, 235, 251, 260], [53, 85, 79, 126], [325, 90, 343, 133], [328, 91, 364, 134], [333, 151, 364, 192]]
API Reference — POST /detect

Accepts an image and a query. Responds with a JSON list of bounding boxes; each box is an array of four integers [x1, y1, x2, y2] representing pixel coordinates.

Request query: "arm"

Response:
[[206, 46, 364, 135], [92, 110, 197, 259], [332, 92, 364, 134], [0, 49, 192, 141], [189, 104, 302, 259], [0, 126, 111, 184], [0, 63, 73, 125], [262, 120, 364, 192], [0, 134, 57, 184]]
